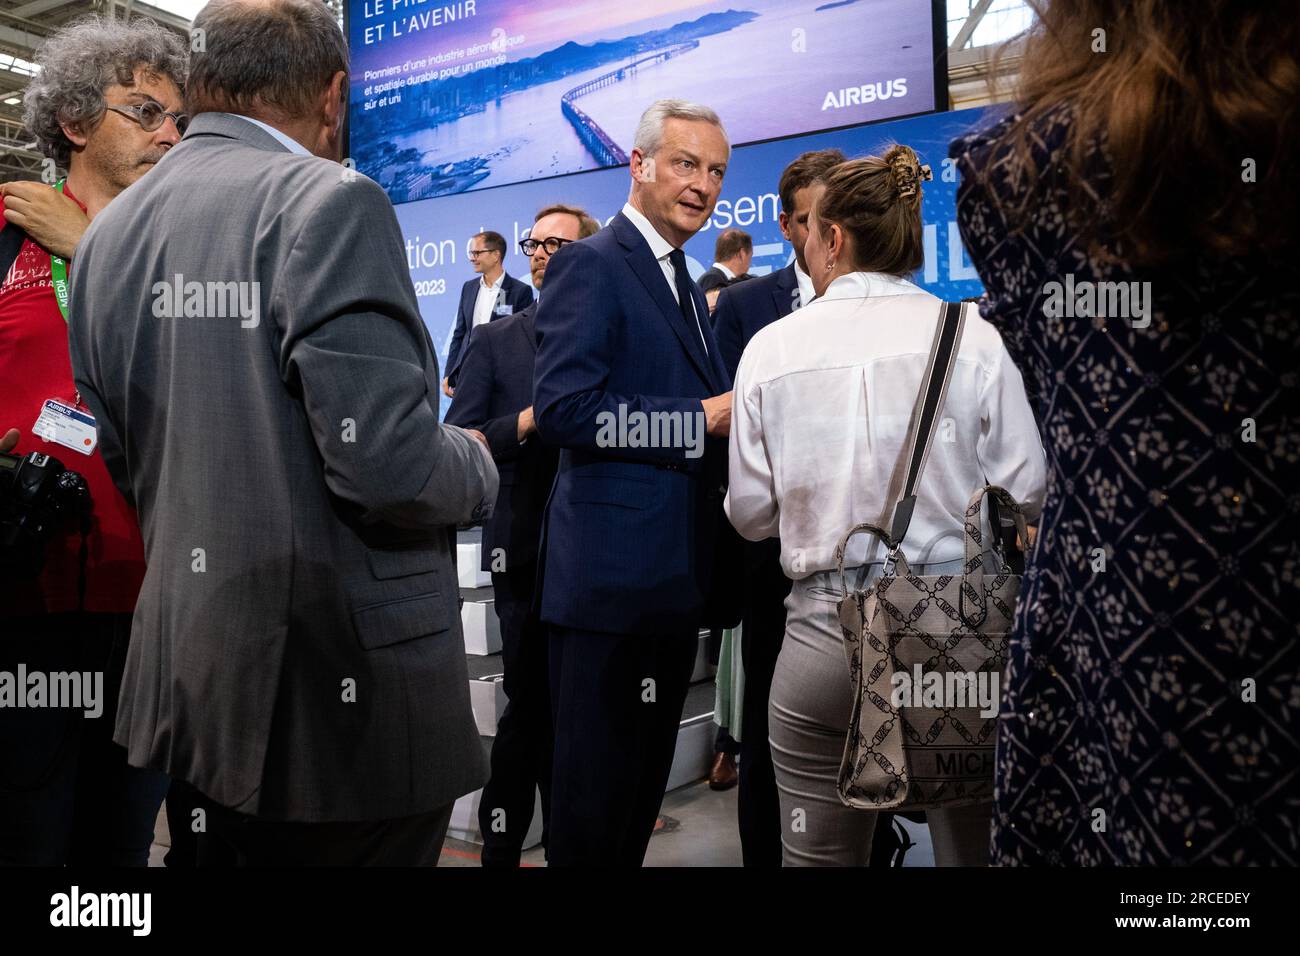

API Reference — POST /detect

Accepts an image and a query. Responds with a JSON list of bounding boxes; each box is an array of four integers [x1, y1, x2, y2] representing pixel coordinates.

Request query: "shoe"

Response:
[[708, 751, 738, 791]]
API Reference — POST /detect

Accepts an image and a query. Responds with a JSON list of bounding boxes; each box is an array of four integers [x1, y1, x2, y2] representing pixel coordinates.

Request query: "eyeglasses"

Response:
[[468, 248, 499, 258], [105, 102, 189, 136], [519, 236, 574, 256]]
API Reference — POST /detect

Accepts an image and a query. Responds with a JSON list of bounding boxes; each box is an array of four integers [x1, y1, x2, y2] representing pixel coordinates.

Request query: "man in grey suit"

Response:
[[67, 0, 498, 865]]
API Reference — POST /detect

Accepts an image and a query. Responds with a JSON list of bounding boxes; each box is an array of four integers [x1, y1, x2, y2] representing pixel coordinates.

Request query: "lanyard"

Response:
[[50, 179, 70, 324]]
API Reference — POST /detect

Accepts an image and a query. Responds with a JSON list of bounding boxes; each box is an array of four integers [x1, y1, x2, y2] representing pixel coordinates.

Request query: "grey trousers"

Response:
[[769, 564, 993, 866]]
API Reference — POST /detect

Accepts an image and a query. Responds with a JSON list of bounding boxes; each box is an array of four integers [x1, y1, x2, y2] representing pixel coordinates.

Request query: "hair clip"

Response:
[[896, 162, 932, 199]]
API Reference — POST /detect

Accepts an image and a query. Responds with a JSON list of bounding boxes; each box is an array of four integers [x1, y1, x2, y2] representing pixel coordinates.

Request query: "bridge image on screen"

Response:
[[348, 0, 938, 203]]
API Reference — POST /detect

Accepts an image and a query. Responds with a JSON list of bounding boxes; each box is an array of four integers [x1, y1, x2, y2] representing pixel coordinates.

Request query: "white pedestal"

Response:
[[457, 541, 492, 589], [461, 598, 501, 655], [468, 672, 507, 736]]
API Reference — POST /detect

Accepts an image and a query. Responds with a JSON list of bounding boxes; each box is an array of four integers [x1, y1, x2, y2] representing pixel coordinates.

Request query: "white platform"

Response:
[[460, 597, 502, 655], [468, 672, 507, 737], [456, 540, 492, 589]]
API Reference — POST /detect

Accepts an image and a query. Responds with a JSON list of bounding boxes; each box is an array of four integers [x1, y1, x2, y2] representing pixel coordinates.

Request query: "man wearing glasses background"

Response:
[[443, 229, 533, 397], [446, 203, 599, 866], [0, 15, 186, 866]]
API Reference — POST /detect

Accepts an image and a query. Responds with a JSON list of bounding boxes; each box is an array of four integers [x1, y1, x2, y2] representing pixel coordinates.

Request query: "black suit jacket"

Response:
[[698, 266, 729, 294], [710, 263, 799, 379], [445, 302, 558, 572], [446, 272, 534, 386]]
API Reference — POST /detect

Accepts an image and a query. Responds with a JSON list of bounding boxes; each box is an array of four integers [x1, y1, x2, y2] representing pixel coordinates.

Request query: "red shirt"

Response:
[[0, 187, 145, 613]]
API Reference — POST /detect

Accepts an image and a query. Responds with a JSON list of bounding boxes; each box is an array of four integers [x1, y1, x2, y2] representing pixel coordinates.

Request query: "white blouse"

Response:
[[725, 271, 1047, 578]]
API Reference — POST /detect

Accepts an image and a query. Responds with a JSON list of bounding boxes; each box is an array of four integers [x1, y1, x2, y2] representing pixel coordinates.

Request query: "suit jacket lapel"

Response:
[[772, 263, 798, 319], [613, 213, 715, 391], [461, 280, 477, 323], [520, 303, 538, 354]]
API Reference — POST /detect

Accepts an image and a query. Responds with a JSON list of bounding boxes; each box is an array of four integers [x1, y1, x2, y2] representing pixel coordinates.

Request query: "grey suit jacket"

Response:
[[67, 112, 498, 822]]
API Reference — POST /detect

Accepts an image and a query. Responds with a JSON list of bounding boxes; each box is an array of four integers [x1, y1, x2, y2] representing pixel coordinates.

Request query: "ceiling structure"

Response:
[[0, 0, 343, 180]]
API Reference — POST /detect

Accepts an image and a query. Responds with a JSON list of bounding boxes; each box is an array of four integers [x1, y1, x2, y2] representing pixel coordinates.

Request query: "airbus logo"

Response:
[[822, 77, 908, 110]]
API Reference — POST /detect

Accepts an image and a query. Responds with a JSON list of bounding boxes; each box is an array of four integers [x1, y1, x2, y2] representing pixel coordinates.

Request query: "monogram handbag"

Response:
[[832, 301, 1030, 812]]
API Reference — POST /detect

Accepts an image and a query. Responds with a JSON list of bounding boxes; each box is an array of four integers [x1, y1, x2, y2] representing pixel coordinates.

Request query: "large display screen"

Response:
[[347, 0, 944, 203]]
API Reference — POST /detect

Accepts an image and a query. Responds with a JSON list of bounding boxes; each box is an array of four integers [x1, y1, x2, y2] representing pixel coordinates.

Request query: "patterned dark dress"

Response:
[[950, 111, 1300, 865]]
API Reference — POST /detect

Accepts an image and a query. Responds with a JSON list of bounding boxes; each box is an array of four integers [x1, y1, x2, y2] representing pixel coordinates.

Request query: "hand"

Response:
[[442, 377, 454, 398], [467, 428, 489, 449], [701, 391, 733, 438], [1, 181, 90, 260], [516, 405, 536, 442], [0, 428, 18, 453]]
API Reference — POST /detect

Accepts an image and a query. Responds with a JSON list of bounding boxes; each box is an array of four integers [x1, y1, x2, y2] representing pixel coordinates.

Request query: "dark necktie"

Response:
[[668, 248, 707, 355]]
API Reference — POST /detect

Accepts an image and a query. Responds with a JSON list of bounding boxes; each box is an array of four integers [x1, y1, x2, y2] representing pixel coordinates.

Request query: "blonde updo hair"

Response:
[[814, 144, 926, 277]]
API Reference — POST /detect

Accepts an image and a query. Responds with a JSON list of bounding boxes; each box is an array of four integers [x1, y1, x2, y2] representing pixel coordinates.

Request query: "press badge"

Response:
[[33, 399, 98, 455]]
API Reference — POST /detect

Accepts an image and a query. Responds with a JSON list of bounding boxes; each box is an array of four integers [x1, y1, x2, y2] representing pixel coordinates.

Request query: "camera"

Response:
[[0, 449, 93, 578]]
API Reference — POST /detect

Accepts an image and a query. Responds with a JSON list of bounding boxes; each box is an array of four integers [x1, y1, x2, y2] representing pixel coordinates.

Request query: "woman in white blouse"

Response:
[[725, 145, 1047, 866]]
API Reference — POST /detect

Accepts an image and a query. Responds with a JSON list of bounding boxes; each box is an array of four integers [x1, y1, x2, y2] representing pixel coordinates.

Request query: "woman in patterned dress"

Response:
[[950, 0, 1299, 864]]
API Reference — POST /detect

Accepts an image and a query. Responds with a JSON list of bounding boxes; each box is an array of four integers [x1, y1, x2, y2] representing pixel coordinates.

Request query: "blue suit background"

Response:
[[445, 272, 534, 386], [446, 300, 557, 867], [704, 259, 801, 866], [710, 262, 799, 378]]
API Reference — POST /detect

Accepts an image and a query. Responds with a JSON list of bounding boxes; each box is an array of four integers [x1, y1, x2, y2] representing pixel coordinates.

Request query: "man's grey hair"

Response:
[[23, 15, 188, 168], [632, 99, 730, 159], [187, 0, 348, 119]]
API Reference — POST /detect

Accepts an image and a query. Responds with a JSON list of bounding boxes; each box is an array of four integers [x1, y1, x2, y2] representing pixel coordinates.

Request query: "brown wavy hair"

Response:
[[995, 0, 1298, 264], [814, 144, 926, 277]]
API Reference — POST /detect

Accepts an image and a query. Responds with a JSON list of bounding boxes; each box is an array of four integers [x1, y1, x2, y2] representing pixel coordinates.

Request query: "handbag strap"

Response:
[[883, 300, 968, 560]]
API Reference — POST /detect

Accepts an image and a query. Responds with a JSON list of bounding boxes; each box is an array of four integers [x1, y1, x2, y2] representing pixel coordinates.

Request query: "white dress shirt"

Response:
[[712, 261, 737, 280], [621, 202, 708, 354], [725, 271, 1047, 578], [471, 272, 505, 330], [793, 261, 814, 310], [224, 114, 311, 156]]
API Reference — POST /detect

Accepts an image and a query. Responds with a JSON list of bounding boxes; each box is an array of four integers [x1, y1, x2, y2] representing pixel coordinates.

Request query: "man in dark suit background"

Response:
[[697, 227, 752, 296], [445, 202, 600, 867], [532, 99, 735, 866], [443, 230, 533, 395], [709, 147, 844, 867]]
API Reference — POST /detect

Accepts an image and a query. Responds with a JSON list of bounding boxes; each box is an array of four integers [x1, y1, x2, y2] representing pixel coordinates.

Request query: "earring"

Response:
[[826, 260, 835, 272]]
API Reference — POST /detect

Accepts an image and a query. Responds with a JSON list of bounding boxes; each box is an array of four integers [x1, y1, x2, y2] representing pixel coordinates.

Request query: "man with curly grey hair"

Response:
[[0, 14, 186, 867], [2, 14, 186, 255]]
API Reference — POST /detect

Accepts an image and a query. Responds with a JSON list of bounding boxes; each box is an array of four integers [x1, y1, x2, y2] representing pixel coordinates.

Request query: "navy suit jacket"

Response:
[[532, 212, 733, 635], [710, 262, 799, 380], [445, 302, 558, 572], [446, 271, 534, 385]]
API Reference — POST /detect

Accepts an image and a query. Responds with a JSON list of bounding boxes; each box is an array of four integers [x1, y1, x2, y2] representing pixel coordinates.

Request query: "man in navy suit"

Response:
[[697, 227, 753, 298], [445, 203, 600, 867], [443, 230, 533, 396], [532, 99, 736, 866], [709, 147, 845, 867]]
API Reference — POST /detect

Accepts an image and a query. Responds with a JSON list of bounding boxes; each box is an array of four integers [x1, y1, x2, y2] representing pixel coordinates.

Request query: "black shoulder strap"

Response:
[[0, 222, 26, 279], [886, 300, 968, 552]]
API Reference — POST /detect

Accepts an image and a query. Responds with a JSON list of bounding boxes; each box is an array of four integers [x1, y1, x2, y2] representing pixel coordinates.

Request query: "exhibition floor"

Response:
[[146, 781, 938, 867]]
